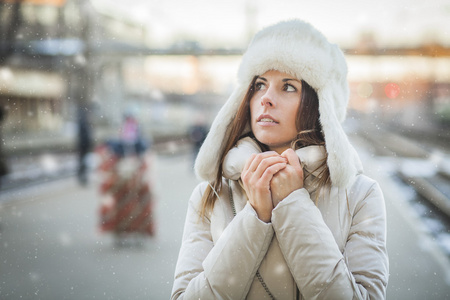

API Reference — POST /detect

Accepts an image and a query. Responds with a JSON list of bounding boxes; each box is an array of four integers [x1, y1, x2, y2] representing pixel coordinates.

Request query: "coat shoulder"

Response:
[[188, 181, 210, 210], [349, 174, 380, 196], [347, 174, 385, 212], [188, 180, 233, 220]]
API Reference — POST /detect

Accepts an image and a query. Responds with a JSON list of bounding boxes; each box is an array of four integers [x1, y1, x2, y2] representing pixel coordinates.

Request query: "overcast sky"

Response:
[[93, 0, 450, 48]]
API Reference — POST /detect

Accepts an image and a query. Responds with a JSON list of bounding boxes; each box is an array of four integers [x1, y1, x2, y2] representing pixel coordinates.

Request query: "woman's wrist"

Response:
[[257, 212, 272, 223]]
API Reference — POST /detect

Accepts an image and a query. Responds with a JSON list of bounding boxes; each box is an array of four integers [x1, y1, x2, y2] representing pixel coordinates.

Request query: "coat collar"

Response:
[[222, 137, 328, 193]]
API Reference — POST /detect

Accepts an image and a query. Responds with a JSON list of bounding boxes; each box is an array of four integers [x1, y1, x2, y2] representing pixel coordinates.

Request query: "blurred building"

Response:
[[345, 38, 450, 137], [1, 0, 449, 158], [0, 0, 150, 155], [0, 0, 233, 157]]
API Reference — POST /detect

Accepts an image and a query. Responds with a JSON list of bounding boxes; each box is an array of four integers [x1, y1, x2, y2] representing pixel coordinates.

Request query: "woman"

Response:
[[171, 19, 389, 300]]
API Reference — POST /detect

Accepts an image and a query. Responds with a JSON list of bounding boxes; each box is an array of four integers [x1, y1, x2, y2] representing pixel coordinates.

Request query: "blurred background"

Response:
[[0, 0, 449, 299]]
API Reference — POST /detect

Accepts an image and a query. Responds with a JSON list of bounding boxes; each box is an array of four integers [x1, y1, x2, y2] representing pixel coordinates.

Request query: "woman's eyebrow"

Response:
[[256, 76, 267, 82], [282, 78, 301, 83]]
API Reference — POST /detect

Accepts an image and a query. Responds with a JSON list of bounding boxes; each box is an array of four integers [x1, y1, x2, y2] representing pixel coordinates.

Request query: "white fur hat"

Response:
[[195, 19, 362, 188]]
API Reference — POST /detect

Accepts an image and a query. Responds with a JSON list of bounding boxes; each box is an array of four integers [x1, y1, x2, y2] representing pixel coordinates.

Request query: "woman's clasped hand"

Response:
[[241, 148, 304, 222]]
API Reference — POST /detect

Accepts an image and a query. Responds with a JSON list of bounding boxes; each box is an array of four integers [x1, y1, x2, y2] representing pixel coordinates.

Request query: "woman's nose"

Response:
[[261, 90, 275, 107]]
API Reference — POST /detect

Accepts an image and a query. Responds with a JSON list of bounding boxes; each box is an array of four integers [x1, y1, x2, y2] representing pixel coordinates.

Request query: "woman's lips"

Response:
[[257, 114, 279, 124]]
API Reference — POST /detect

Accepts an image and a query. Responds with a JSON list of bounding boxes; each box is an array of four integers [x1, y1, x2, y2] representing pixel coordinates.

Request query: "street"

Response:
[[0, 153, 198, 300], [1, 147, 450, 299]]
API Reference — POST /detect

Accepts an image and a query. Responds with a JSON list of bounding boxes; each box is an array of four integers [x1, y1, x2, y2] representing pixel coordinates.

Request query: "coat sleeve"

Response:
[[171, 182, 274, 300], [271, 181, 388, 300]]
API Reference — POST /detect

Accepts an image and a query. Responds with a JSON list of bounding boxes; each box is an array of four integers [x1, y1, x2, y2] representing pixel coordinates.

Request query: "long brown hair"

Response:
[[200, 76, 329, 217]]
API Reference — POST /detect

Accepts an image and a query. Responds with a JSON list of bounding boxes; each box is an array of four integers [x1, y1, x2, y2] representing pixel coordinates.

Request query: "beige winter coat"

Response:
[[171, 145, 389, 300]]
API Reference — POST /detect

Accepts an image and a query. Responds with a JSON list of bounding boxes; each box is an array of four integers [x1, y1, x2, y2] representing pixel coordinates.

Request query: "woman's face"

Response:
[[250, 70, 302, 154]]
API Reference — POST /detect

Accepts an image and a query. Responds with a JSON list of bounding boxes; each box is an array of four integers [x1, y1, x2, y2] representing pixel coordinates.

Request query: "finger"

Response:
[[281, 148, 301, 168], [243, 153, 258, 173], [245, 151, 284, 173], [253, 156, 288, 179], [260, 162, 287, 183], [242, 154, 272, 184]]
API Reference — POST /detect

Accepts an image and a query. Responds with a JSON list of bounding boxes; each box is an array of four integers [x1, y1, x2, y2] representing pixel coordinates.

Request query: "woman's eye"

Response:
[[284, 84, 297, 92], [255, 82, 266, 91]]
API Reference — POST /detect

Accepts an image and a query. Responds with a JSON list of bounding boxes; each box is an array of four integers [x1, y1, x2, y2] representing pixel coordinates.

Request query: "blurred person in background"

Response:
[[77, 105, 93, 186], [0, 105, 8, 187], [171, 20, 388, 299], [96, 106, 154, 246], [189, 114, 208, 167], [119, 108, 148, 157]]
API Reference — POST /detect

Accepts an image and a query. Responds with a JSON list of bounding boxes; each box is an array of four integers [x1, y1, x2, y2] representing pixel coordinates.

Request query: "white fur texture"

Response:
[[222, 137, 328, 181], [194, 19, 362, 188]]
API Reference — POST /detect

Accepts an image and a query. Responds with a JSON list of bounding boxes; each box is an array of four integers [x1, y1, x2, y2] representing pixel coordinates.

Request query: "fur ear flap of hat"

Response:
[[194, 19, 362, 188]]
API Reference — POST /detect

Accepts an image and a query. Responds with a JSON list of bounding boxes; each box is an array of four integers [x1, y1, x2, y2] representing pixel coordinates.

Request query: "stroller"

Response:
[[96, 139, 155, 246]]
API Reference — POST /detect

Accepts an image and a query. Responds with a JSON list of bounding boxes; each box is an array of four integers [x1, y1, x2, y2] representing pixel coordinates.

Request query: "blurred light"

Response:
[[22, 0, 66, 6], [385, 83, 400, 99], [150, 89, 164, 101], [0, 67, 14, 84], [74, 54, 86, 66], [357, 82, 373, 98], [40, 154, 58, 173]]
